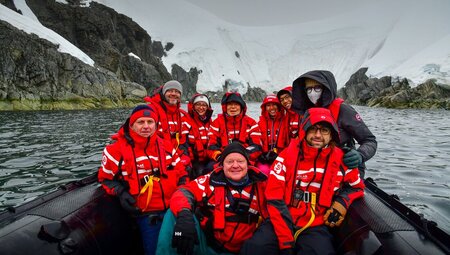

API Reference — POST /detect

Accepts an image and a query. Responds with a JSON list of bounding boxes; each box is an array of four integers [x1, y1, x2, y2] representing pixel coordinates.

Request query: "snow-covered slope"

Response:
[[4, 0, 450, 93], [94, 0, 450, 93], [0, 3, 95, 66]]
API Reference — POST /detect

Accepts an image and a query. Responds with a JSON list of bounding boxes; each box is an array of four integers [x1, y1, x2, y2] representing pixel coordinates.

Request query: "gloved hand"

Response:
[[342, 147, 362, 169], [257, 153, 269, 164], [177, 175, 189, 186], [110, 182, 140, 215], [172, 210, 199, 255], [279, 248, 294, 255], [265, 150, 278, 163], [323, 199, 347, 227], [212, 151, 222, 162], [180, 154, 192, 167]]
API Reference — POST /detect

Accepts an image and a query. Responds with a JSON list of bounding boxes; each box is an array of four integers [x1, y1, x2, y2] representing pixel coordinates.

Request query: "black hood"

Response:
[[292, 70, 338, 114]]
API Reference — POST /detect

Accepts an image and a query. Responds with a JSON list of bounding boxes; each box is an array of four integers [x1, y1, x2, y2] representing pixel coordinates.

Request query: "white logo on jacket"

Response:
[[274, 162, 283, 174]]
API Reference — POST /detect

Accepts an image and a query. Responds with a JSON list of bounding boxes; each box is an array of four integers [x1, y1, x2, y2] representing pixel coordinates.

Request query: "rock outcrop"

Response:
[[0, 20, 146, 110], [24, 0, 171, 93], [338, 68, 450, 109]]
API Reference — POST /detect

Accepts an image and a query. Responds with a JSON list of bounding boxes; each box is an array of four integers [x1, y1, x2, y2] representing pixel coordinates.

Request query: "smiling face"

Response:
[[265, 102, 279, 117], [278, 93, 292, 110], [131, 117, 156, 137], [305, 124, 332, 148], [226, 101, 242, 116], [223, 152, 248, 181], [194, 102, 208, 116], [164, 88, 181, 105]]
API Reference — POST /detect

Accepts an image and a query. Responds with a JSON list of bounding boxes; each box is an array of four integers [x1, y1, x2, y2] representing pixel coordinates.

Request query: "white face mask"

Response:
[[307, 89, 322, 105]]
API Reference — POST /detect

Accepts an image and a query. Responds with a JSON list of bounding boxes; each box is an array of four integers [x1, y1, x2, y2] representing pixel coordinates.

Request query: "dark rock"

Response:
[[24, 0, 171, 89], [340, 68, 450, 109], [1, 0, 18, 12], [171, 64, 198, 101], [243, 86, 266, 102], [0, 20, 146, 110]]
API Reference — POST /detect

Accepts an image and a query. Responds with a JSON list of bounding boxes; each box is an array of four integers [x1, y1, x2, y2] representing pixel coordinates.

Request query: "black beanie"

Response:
[[220, 141, 249, 165]]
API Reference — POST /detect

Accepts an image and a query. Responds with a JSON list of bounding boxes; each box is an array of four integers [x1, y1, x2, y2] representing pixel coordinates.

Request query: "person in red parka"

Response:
[[277, 86, 302, 140], [144, 80, 192, 170], [256, 94, 290, 175], [156, 142, 268, 255], [179, 93, 215, 178], [241, 107, 365, 255], [207, 92, 262, 166], [98, 104, 188, 255]]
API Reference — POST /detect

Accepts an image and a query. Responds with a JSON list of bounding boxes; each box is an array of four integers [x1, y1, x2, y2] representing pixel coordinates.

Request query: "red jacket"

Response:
[[170, 166, 268, 253], [144, 92, 188, 154], [265, 139, 365, 249], [258, 95, 290, 153], [98, 126, 187, 213], [180, 94, 213, 162], [208, 113, 262, 162], [285, 109, 301, 139], [207, 92, 262, 163]]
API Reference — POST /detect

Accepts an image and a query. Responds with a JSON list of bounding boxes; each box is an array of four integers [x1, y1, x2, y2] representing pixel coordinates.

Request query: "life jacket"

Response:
[[328, 98, 344, 121], [101, 125, 183, 212], [146, 92, 188, 151], [258, 95, 289, 152]]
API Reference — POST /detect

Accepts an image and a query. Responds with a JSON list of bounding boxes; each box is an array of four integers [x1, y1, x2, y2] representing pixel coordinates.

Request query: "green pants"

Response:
[[156, 209, 234, 255]]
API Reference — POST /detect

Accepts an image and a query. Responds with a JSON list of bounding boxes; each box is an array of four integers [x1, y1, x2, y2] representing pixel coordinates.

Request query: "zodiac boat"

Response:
[[0, 174, 448, 255]]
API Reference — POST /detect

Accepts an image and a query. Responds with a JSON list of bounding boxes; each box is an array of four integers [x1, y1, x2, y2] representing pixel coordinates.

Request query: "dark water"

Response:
[[0, 103, 449, 234]]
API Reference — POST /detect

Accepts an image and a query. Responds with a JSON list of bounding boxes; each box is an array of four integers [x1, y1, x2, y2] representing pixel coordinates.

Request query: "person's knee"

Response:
[[240, 220, 279, 254]]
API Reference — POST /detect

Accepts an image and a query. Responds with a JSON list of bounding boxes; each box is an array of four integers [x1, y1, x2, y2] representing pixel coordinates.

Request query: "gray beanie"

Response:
[[162, 80, 183, 95]]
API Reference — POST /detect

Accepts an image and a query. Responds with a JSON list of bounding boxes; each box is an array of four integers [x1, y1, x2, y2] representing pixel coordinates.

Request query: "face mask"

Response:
[[307, 89, 323, 105]]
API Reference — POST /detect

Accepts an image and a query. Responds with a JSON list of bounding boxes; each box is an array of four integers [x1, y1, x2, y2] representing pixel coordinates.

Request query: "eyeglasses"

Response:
[[305, 85, 322, 94], [307, 125, 331, 135]]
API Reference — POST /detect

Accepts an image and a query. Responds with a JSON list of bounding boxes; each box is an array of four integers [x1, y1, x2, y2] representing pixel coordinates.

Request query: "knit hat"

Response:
[[220, 141, 249, 165], [162, 80, 183, 95], [193, 94, 210, 105], [129, 104, 158, 126]]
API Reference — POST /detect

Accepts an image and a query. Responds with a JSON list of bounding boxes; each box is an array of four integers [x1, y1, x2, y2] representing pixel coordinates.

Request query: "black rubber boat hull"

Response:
[[0, 175, 448, 255]]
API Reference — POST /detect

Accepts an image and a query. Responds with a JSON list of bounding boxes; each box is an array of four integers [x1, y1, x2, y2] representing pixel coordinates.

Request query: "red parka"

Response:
[[207, 92, 262, 163], [144, 90, 188, 154], [258, 95, 290, 153], [180, 93, 213, 162], [265, 108, 365, 249], [170, 166, 268, 253], [98, 124, 187, 213], [277, 86, 302, 140]]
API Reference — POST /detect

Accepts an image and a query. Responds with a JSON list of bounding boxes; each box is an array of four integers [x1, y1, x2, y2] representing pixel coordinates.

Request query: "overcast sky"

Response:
[[184, 0, 372, 26]]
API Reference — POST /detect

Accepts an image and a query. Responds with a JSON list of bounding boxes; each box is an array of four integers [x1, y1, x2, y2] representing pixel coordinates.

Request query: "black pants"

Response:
[[240, 219, 335, 255]]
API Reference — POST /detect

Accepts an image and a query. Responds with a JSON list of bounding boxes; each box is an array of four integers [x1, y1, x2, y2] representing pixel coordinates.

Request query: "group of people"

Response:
[[98, 70, 377, 255]]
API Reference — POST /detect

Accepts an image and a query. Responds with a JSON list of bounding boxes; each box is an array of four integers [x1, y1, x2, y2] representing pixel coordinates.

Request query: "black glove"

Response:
[[172, 210, 199, 255], [342, 147, 362, 169], [177, 175, 189, 186], [266, 151, 278, 163], [105, 180, 140, 215], [258, 153, 269, 164]]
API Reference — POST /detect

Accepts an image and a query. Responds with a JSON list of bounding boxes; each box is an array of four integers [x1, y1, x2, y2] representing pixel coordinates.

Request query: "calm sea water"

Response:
[[0, 103, 449, 233]]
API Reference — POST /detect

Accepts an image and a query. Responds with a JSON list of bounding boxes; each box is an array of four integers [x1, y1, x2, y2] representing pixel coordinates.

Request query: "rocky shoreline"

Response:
[[338, 68, 450, 110]]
